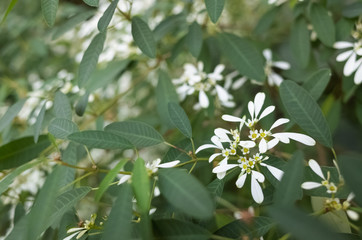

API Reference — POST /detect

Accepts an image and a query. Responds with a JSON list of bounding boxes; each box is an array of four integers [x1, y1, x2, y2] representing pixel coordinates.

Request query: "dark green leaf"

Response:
[[48, 118, 79, 139], [274, 151, 304, 206], [154, 219, 211, 240], [168, 102, 192, 138], [0, 136, 50, 171], [162, 138, 192, 163], [41, 0, 58, 27], [33, 102, 46, 143], [205, 0, 225, 23], [78, 32, 106, 88], [105, 121, 164, 147], [254, 7, 278, 35], [53, 91, 72, 120], [290, 17, 310, 68], [158, 168, 214, 219], [280, 80, 332, 148], [218, 33, 265, 82], [132, 158, 150, 214], [153, 13, 186, 42], [102, 184, 133, 240], [0, 0, 19, 24], [342, 2, 362, 18], [186, 22, 203, 58], [310, 3, 335, 47], [83, 0, 98, 7], [303, 68, 331, 101], [75, 92, 89, 116], [339, 154, 362, 206], [0, 99, 26, 132], [68, 130, 133, 149], [207, 178, 224, 198], [131, 16, 156, 58], [95, 159, 127, 202], [59, 142, 78, 191], [97, 0, 119, 32]]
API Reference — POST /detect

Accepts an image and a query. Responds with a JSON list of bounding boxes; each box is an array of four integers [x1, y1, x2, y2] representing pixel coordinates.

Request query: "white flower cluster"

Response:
[[196, 92, 316, 203], [263, 49, 290, 87], [173, 62, 235, 109], [63, 214, 101, 240], [302, 159, 359, 221]]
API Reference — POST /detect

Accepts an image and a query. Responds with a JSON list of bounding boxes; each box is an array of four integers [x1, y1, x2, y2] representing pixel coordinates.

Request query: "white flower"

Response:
[[196, 136, 231, 164], [263, 49, 290, 86], [334, 40, 362, 84], [301, 159, 336, 193], [343, 193, 359, 221]]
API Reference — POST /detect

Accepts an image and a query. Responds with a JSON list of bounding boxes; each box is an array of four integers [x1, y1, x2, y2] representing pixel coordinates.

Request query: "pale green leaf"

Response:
[[68, 130, 133, 149], [41, 0, 58, 27], [97, 0, 119, 32], [0, 0, 19, 24], [54, 91, 72, 120], [33, 102, 46, 143], [290, 17, 310, 68], [153, 13, 186, 42], [310, 3, 335, 47], [132, 158, 150, 214], [186, 21, 203, 58], [280, 80, 332, 148], [105, 121, 164, 147], [83, 0, 98, 7], [78, 32, 106, 88], [131, 16, 156, 58], [205, 0, 225, 23], [303, 68, 331, 101], [48, 118, 79, 139], [168, 102, 192, 138], [0, 98, 26, 132]]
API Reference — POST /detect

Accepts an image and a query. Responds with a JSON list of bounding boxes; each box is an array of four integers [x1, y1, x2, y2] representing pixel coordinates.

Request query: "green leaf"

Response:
[[53, 91, 72, 120], [0, 99, 26, 132], [154, 219, 211, 240], [205, 0, 225, 23], [0, 159, 42, 196], [342, 2, 362, 18], [303, 68, 331, 101], [132, 158, 151, 214], [83, 0, 98, 7], [186, 22, 203, 58], [68, 130, 133, 149], [280, 80, 332, 148], [95, 159, 127, 202], [290, 17, 310, 68], [105, 121, 164, 147], [75, 92, 89, 117], [254, 7, 278, 35], [158, 168, 214, 219], [218, 33, 265, 82], [168, 102, 192, 138], [48, 118, 79, 139], [33, 102, 46, 143], [101, 184, 133, 240], [0, 0, 19, 24], [153, 13, 186, 42], [59, 143, 78, 191], [78, 32, 106, 88], [274, 151, 304, 206], [97, 0, 119, 32], [131, 16, 156, 58], [339, 155, 362, 206], [268, 205, 340, 240], [162, 139, 192, 163], [310, 3, 335, 47], [0, 135, 50, 171], [41, 0, 58, 27], [207, 178, 224, 198]]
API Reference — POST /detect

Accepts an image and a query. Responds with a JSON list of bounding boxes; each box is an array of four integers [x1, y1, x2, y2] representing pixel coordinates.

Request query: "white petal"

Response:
[[267, 138, 279, 149], [199, 90, 209, 108], [214, 128, 231, 142], [158, 160, 180, 168], [212, 164, 238, 173], [239, 140, 256, 148], [254, 92, 265, 118], [67, 228, 84, 234], [217, 171, 226, 179], [221, 100, 236, 108], [214, 64, 225, 74], [248, 101, 255, 119], [259, 138, 268, 154], [118, 175, 131, 185], [308, 159, 325, 180], [263, 49, 272, 61], [211, 136, 224, 149], [261, 163, 284, 181], [252, 170, 265, 182], [251, 175, 264, 204], [301, 181, 323, 189], [271, 133, 290, 143], [336, 50, 353, 62], [270, 118, 289, 130], [269, 72, 284, 86], [282, 132, 316, 146], [344, 52, 359, 76], [232, 77, 247, 90], [347, 192, 355, 202], [347, 210, 359, 221], [195, 144, 217, 153], [63, 232, 80, 240], [76, 230, 88, 239], [215, 85, 230, 102], [209, 153, 222, 163], [354, 63, 362, 85], [259, 106, 275, 121], [333, 41, 354, 49], [273, 61, 290, 70], [222, 114, 244, 122], [236, 173, 248, 188]]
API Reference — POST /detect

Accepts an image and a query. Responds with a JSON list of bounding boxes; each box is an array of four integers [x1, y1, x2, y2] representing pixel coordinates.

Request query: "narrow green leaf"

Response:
[[95, 159, 127, 202], [53, 91, 72, 120], [207, 178, 224, 198], [310, 3, 335, 47], [0, 136, 50, 171], [290, 17, 310, 68], [205, 0, 225, 23], [274, 151, 304, 206], [218, 33, 265, 82], [75, 92, 89, 116], [41, 0, 58, 27], [131, 16, 156, 58], [97, 0, 119, 32], [68, 130, 133, 149], [48, 118, 79, 139], [154, 219, 211, 240], [254, 7, 278, 35], [83, 0, 99, 7], [33, 103, 46, 143], [0, 99, 26, 132], [162, 138, 192, 163], [186, 22, 203, 58], [78, 32, 106, 88], [339, 155, 362, 206], [280, 80, 332, 148], [303, 68, 331, 101], [342, 2, 362, 18], [105, 121, 164, 147], [59, 143, 78, 191], [153, 13, 186, 42], [102, 184, 133, 240], [0, 0, 19, 24], [168, 102, 192, 138], [158, 168, 214, 219], [268, 205, 340, 240], [132, 158, 151, 214]]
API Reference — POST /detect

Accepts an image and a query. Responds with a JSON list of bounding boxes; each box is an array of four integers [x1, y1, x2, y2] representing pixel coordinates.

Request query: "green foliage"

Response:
[[310, 3, 336, 47], [205, 0, 225, 23], [290, 17, 310, 68], [339, 155, 362, 206], [53, 91, 72, 120], [154, 219, 211, 239], [97, 0, 119, 32], [41, 0, 58, 27], [33, 102, 46, 143], [0, 99, 26, 132], [48, 118, 79, 139], [303, 68, 331, 101], [131, 16, 156, 58], [168, 102, 192, 139], [186, 22, 203, 58]]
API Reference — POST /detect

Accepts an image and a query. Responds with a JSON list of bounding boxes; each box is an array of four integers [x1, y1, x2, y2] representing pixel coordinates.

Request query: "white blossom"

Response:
[[263, 49, 290, 86]]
